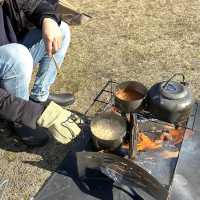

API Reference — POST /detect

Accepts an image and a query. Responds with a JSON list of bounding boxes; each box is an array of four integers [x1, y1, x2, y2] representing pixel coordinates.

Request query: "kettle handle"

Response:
[[163, 73, 186, 89]]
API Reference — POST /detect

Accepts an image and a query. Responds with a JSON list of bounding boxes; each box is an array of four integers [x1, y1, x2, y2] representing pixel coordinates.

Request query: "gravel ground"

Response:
[[1, 0, 200, 199]]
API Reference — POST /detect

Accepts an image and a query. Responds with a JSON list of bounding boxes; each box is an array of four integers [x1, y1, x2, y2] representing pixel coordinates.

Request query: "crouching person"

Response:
[[0, 0, 75, 139], [0, 88, 81, 146]]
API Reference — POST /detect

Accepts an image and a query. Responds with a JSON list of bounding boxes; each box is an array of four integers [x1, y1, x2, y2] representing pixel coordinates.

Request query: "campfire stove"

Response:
[[35, 80, 200, 200], [84, 80, 199, 200]]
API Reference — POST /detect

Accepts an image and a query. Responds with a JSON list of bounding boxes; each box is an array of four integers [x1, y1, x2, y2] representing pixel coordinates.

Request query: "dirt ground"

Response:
[[1, 0, 200, 199]]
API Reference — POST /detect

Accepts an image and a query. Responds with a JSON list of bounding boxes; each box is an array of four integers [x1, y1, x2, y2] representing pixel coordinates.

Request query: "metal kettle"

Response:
[[147, 73, 194, 125]]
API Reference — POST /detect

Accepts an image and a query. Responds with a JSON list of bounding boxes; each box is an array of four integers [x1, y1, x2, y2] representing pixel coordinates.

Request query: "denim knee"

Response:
[[60, 21, 71, 42], [60, 21, 71, 51], [0, 43, 33, 82]]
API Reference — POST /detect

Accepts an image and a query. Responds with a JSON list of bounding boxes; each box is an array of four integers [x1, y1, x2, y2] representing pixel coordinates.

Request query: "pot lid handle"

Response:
[[163, 73, 186, 89]]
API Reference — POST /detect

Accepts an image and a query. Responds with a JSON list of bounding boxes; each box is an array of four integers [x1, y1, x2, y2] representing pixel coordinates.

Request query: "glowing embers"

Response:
[[137, 132, 162, 151], [136, 127, 185, 152]]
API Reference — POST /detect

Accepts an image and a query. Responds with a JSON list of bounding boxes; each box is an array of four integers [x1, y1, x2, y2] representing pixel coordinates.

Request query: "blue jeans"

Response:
[[0, 21, 70, 101]]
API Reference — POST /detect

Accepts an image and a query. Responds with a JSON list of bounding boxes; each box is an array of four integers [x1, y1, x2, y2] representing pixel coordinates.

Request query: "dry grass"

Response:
[[53, 0, 200, 113], [1, 0, 200, 199]]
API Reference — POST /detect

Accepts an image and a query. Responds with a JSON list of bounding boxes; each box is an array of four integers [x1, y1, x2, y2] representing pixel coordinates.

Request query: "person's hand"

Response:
[[42, 18, 62, 57]]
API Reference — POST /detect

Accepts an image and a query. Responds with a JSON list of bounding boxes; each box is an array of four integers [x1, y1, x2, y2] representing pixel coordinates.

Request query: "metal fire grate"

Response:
[[84, 80, 116, 116], [84, 80, 180, 126]]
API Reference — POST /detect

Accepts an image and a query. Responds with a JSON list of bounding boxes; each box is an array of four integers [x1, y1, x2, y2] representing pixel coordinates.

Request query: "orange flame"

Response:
[[137, 133, 162, 151], [160, 128, 185, 145], [137, 128, 185, 151]]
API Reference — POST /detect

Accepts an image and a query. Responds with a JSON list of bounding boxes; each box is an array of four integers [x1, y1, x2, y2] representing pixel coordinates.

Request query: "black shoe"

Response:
[[12, 124, 49, 147], [47, 93, 75, 106], [30, 93, 75, 107]]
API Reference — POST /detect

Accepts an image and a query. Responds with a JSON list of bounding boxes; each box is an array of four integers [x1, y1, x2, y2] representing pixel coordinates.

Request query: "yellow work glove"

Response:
[[37, 101, 81, 144]]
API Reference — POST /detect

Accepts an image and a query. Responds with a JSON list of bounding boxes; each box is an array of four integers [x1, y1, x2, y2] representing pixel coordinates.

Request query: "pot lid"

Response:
[[160, 81, 188, 100]]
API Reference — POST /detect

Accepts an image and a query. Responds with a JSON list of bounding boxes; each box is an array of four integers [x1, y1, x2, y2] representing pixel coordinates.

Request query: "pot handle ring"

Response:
[[163, 73, 186, 89]]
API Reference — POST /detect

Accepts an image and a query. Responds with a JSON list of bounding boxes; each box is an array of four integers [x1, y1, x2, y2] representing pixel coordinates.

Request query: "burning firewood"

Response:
[[136, 127, 185, 151], [137, 132, 162, 151], [160, 128, 185, 145]]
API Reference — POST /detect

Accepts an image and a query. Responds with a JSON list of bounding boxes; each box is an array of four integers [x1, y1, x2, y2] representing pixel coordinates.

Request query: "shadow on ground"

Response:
[[0, 111, 90, 173]]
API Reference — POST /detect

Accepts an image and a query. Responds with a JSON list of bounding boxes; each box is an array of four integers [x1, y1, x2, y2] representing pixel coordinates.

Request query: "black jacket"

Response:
[[3, 0, 61, 40], [0, 88, 44, 129]]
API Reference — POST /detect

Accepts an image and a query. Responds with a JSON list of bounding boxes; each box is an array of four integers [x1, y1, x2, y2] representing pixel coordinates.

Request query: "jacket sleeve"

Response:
[[0, 88, 44, 129], [17, 0, 61, 28]]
